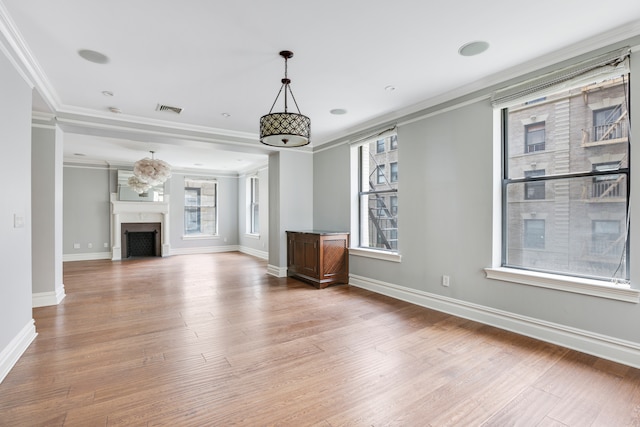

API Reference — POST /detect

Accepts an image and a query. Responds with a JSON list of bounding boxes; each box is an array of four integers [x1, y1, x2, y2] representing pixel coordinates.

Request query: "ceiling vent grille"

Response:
[[156, 104, 183, 114]]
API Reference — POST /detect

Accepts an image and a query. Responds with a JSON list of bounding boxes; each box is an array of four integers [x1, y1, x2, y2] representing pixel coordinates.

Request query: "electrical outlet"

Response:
[[104, 242, 109, 248], [442, 275, 450, 287], [88, 243, 93, 249], [73, 243, 80, 249]]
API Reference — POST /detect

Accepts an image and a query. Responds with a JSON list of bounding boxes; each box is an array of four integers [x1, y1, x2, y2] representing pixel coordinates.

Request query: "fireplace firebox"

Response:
[[121, 222, 161, 259]]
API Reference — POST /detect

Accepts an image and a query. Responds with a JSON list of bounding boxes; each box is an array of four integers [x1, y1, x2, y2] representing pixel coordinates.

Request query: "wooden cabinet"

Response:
[[286, 231, 350, 289]]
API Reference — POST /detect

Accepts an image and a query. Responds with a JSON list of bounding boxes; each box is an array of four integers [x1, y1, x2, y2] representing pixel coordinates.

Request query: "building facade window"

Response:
[[184, 177, 217, 236], [248, 176, 259, 234], [376, 164, 386, 184], [592, 162, 622, 198], [524, 169, 545, 200], [500, 72, 629, 280], [390, 162, 398, 183], [376, 139, 385, 153], [593, 105, 623, 141], [525, 122, 545, 153], [592, 220, 622, 256], [524, 219, 545, 249], [390, 135, 398, 150], [357, 134, 399, 252]]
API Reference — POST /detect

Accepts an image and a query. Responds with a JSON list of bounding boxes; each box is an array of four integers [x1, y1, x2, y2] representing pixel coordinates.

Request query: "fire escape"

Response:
[[367, 153, 397, 250]]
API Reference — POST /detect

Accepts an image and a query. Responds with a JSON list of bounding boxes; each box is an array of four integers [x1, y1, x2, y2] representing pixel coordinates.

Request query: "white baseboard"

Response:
[[239, 246, 268, 260], [349, 274, 640, 369], [63, 252, 112, 262], [170, 245, 240, 256], [0, 319, 37, 384], [32, 284, 66, 308], [267, 264, 287, 278]]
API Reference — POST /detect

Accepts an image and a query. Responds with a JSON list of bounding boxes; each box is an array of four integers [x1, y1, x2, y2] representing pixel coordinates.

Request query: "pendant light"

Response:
[[260, 50, 311, 147]]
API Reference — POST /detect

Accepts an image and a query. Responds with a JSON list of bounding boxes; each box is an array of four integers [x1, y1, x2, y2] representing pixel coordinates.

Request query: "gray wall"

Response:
[[63, 165, 111, 256], [313, 43, 640, 346], [268, 150, 313, 269], [0, 49, 34, 369], [32, 126, 63, 295], [313, 145, 350, 232]]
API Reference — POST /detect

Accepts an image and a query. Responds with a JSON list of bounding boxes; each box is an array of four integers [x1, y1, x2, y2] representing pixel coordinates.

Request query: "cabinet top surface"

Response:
[[286, 230, 350, 236]]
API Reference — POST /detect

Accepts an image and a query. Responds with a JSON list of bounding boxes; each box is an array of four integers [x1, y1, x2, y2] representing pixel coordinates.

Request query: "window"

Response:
[[592, 162, 622, 198], [248, 176, 259, 234], [390, 162, 398, 183], [376, 164, 386, 184], [390, 135, 398, 150], [500, 70, 629, 281], [184, 178, 217, 236], [524, 169, 545, 200], [357, 134, 398, 252], [525, 122, 545, 153], [592, 220, 622, 256], [376, 139, 385, 153], [593, 105, 623, 141], [524, 219, 545, 249]]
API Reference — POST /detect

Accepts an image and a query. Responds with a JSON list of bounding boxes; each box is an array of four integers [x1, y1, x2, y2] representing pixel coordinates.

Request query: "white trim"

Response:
[[484, 267, 638, 303], [267, 264, 287, 278], [32, 285, 66, 308], [239, 246, 268, 260], [169, 245, 239, 256], [349, 274, 640, 369], [0, 319, 37, 384], [349, 247, 402, 262], [244, 233, 260, 240], [63, 252, 112, 262], [182, 234, 220, 241]]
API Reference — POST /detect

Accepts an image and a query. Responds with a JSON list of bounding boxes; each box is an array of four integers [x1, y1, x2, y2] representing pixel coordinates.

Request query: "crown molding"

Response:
[[0, 1, 60, 110]]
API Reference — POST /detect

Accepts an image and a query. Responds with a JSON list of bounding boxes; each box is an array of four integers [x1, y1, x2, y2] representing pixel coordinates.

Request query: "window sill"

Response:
[[245, 233, 260, 239], [182, 234, 219, 240], [349, 247, 401, 263], [484, 267, 638, 303]]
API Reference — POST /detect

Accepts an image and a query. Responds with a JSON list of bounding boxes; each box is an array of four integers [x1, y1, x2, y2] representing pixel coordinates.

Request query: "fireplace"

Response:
[[110, 193, 170, 260], [121, 222, 161, 258]]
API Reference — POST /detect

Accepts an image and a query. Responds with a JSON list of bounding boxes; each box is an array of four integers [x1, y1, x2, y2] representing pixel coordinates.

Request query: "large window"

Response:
[[499, 66, 630, 281], [184, 178, 217, 236], [247, 176, 259, 235], [357, 134, 399, 252]]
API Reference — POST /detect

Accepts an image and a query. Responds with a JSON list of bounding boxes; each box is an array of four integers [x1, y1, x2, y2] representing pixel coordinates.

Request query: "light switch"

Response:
[[13, 214, 25, 228]]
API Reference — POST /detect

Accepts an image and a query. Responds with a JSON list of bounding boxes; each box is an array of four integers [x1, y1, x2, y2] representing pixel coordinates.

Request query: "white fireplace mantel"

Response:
[[110, 193, 170, 260]]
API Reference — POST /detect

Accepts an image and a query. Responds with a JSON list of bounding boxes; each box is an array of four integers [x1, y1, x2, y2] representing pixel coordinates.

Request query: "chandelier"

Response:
[[129, 151, 172, 194], [260, 50, 311, 147]]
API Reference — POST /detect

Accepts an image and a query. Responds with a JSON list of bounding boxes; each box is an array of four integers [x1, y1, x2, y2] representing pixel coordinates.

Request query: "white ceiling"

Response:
[[2, 1, 640, 172]]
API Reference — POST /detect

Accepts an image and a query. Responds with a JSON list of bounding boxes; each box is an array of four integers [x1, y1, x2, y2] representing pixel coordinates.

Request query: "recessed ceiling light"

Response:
[[330, 108, 348, 115], [108, 107, 121, 114], [221, 113, 231, 118], [78, 49, 109, 64], [458, 41, 490, 57], [102, 91, 114, 97], [384, 85, 396, 92], [194, 163, 203, 166], [73, 153, 86, 157]]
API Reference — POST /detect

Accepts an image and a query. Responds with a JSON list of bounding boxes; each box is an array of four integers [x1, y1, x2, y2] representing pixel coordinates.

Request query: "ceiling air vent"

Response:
[[156, 104, 183, 114]]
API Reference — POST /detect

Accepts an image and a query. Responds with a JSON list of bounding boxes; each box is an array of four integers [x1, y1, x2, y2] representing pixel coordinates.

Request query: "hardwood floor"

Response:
[[1, 252, 639, 426]]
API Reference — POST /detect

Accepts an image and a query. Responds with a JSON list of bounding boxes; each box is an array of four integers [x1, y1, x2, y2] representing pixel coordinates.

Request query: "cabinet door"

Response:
[[290, 234, 319, 278]]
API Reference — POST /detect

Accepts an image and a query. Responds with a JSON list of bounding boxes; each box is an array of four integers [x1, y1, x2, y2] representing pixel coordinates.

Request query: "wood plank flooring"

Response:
[[1, 252, 640, 426]]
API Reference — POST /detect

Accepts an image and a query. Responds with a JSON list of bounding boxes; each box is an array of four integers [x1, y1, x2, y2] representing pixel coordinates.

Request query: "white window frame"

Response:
[[485, 48, 638, 303], [246, 176, 260, 236], [350, 131, 401, 263]]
